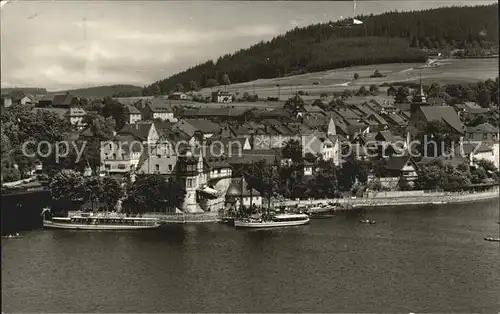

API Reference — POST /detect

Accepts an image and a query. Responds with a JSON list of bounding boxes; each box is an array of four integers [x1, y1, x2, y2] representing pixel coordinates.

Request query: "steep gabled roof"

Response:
[[419, 106, 464, 134], [52, 94, 77, 107], [467, 122, 499, 134], [382, 112, 407, 126], [181, 119, 222, 134], [117, 122, 153, 141], [384, 155, 414, 171], [148, 97, 173, 113], [124, 104, 141, 114]]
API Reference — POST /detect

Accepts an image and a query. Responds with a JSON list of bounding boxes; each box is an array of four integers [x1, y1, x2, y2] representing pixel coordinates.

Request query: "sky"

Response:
[[0, 0, 497, 91]]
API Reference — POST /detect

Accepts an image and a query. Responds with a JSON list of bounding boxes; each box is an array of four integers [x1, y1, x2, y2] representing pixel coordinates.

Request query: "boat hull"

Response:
[[234, 218, 310, 228], [43, 220, 161, 230]]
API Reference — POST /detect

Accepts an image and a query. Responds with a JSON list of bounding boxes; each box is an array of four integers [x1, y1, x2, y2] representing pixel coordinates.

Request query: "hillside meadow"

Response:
[[195, 58, 498, 101]]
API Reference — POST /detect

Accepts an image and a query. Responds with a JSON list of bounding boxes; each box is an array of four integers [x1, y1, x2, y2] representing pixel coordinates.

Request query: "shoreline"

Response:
[[147, 188, 499, 223]]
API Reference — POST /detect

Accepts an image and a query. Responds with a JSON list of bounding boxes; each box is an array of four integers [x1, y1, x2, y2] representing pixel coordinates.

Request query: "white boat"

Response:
[[234, 213, 310, 228], [43, 212, 161, 230]]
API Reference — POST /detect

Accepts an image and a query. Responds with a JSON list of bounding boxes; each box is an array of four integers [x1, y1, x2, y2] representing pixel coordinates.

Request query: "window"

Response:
[[105, 164, 111, 170], [187, 179, 193, 188], [403, 171, 411, 176], [112, 153, 116, 159], [483, 134, 488, 140], [109, 144, 112, 149], [168, 165, 173, 171], [155, 164, 160, 171]]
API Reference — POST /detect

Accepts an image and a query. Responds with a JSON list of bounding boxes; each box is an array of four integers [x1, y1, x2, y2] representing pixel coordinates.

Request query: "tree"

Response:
[[222, 73, 231, 90], [206, 78, 219, 88], [471, 166, 487, 184], [282, 139, 303, 164], [341, 89, 353, 99], [369, 84, 379, 96], [247, 160, 280, 209], [387, 85, 397, 96], [416, 120, 460, 157], [284, 95, 305, 114], [152, 83, 161, 96], [100, 176, 123, 211], [394, 86, 410, 103], [476, 159, 497, 173], [354, 73, 359, 80], [310, 159, 338, 198], [50, 169, 85, 202], [84, 176, 104, 211], [371, 70, 384, 78], [356, 86, 369, 97], [101, 97, 126, 131], [126, 174, 185, 213], [189, 81, 198, 91], [476, 90, 491, 108], [414, 164, 446, 190], [175, 84, 185, 93], [442, 165, 471, 191]]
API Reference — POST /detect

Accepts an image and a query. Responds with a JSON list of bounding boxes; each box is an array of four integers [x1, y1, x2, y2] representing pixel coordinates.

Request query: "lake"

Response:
[[2, 199, 499, 312]]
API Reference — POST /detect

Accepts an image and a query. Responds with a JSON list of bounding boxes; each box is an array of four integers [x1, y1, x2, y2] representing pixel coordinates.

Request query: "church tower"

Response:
[[410, 76, 431, 128]]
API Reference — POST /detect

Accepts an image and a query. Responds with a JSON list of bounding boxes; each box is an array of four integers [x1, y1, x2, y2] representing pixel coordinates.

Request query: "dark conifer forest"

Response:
[[142, 4, 498, 95]]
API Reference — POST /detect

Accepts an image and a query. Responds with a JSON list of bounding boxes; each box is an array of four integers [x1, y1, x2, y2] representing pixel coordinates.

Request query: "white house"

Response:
[[225, 177, 262, 208], [66, 107, 87, 130]]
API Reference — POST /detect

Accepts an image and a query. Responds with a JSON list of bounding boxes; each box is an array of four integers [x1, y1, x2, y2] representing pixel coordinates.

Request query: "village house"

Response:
[[225, 177, 262, 208], [177, 147, 233, 213], [169, 92, 189, 100], [457, 141, 499, 169], [123, 104, 142, 124], [370, 155, 419, 190], [117, 121, 159, 145], [38, 94, 78, 108], [410, 84, 464, 135], [66, 107, 87, 130], [142, 97, 175, 121], [100, 134, 143, 174], [211, 91, 233, 103], [464, 123, 499, 142], [173, 119, 222, 140], [181, 107, 251, 122], [0, 95, 13, 108], [135, 134, 181, 176], [10, 91, 33, 105]]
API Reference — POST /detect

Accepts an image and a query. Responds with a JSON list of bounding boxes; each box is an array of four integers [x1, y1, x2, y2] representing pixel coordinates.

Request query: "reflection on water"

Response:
[[2, 199, 500, 313]]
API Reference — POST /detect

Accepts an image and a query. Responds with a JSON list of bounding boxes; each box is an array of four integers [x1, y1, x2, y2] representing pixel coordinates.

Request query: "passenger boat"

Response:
[[359, 219, 376, 224], [234, 213, 310, 228], [484, 236, 500, 242], [42, 211, 161, 230]]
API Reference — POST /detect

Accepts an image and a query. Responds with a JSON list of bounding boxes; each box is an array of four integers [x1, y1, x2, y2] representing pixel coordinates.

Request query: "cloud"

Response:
[[1, 0, 496, 90], [1, 14, 278, 90]]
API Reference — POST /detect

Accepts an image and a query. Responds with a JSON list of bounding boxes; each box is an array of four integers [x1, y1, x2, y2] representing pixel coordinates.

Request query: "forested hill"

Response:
[[142, 3, 498, 96], [49, 85, 143, 98]]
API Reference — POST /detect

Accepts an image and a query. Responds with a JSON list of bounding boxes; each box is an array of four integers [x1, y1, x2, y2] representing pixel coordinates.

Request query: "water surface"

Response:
[[2, 200, 500, 312]]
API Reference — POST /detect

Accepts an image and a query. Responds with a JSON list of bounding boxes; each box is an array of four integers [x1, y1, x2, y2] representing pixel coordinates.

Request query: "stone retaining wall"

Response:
[[274, 188, 499, 209]]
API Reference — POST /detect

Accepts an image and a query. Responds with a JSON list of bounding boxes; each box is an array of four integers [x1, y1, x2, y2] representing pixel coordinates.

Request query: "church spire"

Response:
[[412, 73, 427, 103]]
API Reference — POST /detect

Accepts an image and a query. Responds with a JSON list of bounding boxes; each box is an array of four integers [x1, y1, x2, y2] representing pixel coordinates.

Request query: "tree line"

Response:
[[142, 4, 497, 95]]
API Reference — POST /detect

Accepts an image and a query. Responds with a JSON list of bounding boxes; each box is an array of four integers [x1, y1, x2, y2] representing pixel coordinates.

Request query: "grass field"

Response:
[[196, 58, 498, 101]]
